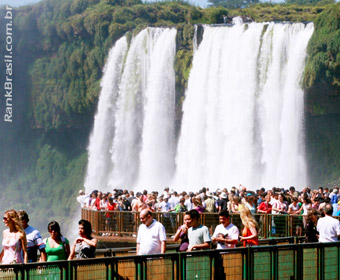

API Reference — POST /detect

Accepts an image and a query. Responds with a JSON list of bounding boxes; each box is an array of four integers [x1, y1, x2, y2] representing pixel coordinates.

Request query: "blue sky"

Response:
[[0, 0, 41, 7]]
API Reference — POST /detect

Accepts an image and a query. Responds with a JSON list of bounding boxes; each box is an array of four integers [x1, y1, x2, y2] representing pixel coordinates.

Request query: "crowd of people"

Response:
[[1, 185, 339, 264], [0, 210, 97, 264], [77, 185, 340, 217], [78, 185, 340, 255]]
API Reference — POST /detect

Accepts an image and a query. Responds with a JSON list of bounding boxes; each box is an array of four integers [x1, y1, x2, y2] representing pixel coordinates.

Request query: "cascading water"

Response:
[[84, 27, 177, 191], [174, 22, 314, 190], [85, 22, 314, 193], [85, 37, 128, 190]]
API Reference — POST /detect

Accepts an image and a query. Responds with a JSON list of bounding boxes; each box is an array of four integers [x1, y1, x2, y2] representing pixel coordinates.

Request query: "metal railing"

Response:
[[81, 209, 308, 238], [1, 241, 340, 279]]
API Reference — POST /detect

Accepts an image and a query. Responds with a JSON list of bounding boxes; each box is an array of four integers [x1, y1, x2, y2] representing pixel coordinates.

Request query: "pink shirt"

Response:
[[2, 232, 23, 264]]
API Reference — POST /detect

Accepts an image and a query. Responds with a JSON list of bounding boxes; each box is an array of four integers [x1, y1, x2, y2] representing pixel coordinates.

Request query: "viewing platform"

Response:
[[81, 209, 312, 247]]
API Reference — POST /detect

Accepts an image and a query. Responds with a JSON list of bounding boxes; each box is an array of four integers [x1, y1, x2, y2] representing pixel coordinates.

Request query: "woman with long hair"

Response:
[[239, 207, 259, 246], [0, 210, 27, 264], [305, 210, 319, 243], [44, 221, 70, 261], [193, 196, 205, 213], [68, 220, 97, 259], [173, 212, 190, 251]]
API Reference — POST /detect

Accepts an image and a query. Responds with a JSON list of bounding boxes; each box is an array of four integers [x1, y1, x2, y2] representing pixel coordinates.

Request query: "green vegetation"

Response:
[[228, 3, 329, 22], [208, 0, 259, 9], [0, 0, 339, 234], [304, 3, 340, 94]]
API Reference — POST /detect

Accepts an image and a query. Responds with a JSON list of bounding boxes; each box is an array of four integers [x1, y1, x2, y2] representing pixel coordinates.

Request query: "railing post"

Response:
[[288, 215, 292, 237], [319, 243, 325, 280], [296, 243, 303, 280], [179, 253, 186, 280], [172, 253, 180, 280], [245, 246, 254, 280], [272, 246, 278, 280], [93, 210, 99, 235]]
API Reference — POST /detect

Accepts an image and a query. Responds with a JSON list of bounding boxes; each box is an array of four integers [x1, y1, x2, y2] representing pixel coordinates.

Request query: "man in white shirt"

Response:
[[212, 210, 239, 249], [159, 195, 170, 212], [136, 209, 166, 255], [77, 190, 89, 208], [317, 204, 340, 242]]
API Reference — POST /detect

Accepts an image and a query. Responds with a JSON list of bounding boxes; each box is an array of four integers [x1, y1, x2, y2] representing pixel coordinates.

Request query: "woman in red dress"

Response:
[[239, 207, 259, 246]]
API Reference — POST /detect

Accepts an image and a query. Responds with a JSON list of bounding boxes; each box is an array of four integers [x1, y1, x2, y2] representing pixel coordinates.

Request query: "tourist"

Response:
[[136, 209, 166, 255], [18, 210, 47, 262], [204, 192, 216, 213], [159, 195, 171, 212], [94, 191, 102, 211], [121, 195, 131, 211], [271, 193, 287, 214], [128, 191, 136, 204], [299, 195, 312, 227], [243, 194, 256, 214], [88, 191, 98, 209], [230, 196, 241, 213], [174, 198, 188, 213], [186, 209, 211, 251], [44, 221, 70, 261], [100, 193, 108, 210], [287, 197, 303, 235], [287, 197, 301, 215], [317, 204, 340, 242], [173, 212, 190, 251], [305, 210, 319, 243], [105, 197, 117, 232], [0, 210, 27, 264], [77, 190, 89, 208], [184, 194, 193, 211], [257, 195, 272, 214], [68, 220, 97, 259], [132, 193, 147, 212], [168, 191, 180, 211], [212, 210, 239, 249], [239, 207, 259, 246], [217, 192, 228, 213], [329, 188, 339, 205], [192, 196, 205, 213]]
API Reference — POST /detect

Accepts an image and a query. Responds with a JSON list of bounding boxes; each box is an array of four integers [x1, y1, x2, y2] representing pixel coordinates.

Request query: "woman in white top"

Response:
[[272, 194, 287, 214], [100, 193, 108, 210], [288, 197, 303, 236], [299, 196, 312, 228], [288, 197, 302, 215]]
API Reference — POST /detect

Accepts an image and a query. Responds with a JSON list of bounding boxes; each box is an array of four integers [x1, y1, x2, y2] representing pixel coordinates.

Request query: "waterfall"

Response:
[[85, 27, 177, 191], [85, 22, 314, 192], [174, 22, 314, 190], [84, 37, 128, 190]]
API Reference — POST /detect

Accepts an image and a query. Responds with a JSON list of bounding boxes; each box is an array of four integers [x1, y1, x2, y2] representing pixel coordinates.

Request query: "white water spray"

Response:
[[85, 28, 177, 191], [85, 37, 128, 190], [85, 23, 314, 192], [174, 22, 314, 190]]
